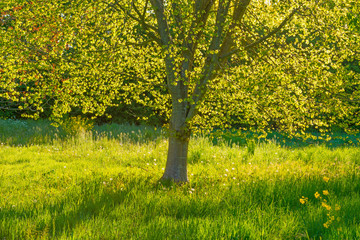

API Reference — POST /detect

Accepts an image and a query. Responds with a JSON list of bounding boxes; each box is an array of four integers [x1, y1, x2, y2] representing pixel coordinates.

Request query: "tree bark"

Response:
[[161, 133, 189, 182], [161, 97, 190, 183]]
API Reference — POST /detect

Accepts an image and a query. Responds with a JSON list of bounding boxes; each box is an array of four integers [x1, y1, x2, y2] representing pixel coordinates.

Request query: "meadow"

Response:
[[0, 119, 360, 239]]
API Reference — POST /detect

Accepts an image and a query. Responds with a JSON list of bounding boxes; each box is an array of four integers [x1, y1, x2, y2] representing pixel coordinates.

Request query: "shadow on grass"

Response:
[[0, 119, 164, 146], [2, 119, 360, 150], [213, 129, 360, 149], [0, 174, 147, 239], [2, 172, 360, 239]]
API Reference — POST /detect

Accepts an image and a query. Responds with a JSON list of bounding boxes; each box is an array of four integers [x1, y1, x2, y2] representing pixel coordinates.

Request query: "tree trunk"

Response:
[[161, 134, 189, 182], [161, 96, 190, 183]]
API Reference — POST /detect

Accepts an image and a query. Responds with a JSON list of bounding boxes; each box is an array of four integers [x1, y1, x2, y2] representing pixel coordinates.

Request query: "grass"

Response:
[[0, 119, 360, 239]]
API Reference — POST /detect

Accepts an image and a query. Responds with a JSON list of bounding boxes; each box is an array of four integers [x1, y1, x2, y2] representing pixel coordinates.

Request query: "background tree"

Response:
[[1, 0, 359, 182]]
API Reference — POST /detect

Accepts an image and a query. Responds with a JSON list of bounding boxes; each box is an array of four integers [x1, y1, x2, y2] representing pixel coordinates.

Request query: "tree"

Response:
[[1, 0, 359, 182]]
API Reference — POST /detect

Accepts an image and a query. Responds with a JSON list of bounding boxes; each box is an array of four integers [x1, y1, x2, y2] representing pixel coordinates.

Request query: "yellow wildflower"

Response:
[[323, 223, 329, 228], [323, 176, 330, 182], [315, 192, 321, 199], [300, 196, 308, 204], [322, 202, 332, 211], [323, 190, 329, 195]]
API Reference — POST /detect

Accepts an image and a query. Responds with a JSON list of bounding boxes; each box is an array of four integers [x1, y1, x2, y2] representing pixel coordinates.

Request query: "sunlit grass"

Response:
[[0, 119, 359, 239]]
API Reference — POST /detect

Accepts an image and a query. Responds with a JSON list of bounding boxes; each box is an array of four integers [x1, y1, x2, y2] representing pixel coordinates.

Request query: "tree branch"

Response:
[[130, 0, 158, 32], [149, 0, 172, 46], [186, 0, 233, 122], [105, 1, 161, 45], [181, 0, 215, 67], [150, 0, 181, 97], [244, 7, 298, 50], [218, 0, 251, 66], [219, 7, 299, 60]]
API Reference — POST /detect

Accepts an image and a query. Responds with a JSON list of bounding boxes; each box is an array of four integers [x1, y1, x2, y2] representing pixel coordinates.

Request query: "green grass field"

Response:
[[1, 119, 360, 239]]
